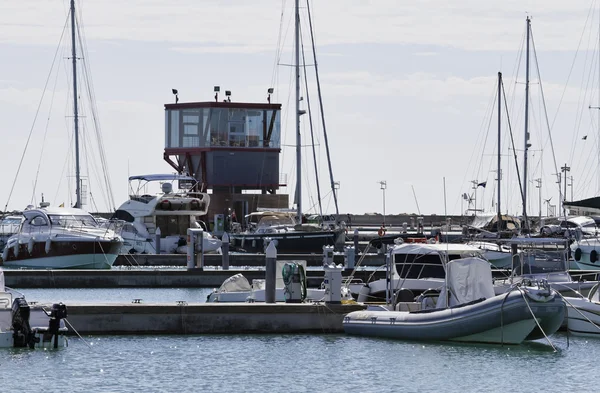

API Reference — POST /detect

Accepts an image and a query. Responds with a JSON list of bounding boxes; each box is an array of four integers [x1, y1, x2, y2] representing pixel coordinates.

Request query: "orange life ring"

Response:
[[378, 227, 386, 237]]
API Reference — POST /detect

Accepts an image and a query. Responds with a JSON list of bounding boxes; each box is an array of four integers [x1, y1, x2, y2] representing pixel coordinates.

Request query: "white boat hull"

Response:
[[566, 297, 600, 336], [2, 253, 117, 269]]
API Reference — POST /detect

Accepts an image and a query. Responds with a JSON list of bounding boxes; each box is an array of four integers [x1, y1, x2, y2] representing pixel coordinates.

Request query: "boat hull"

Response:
[[229, 230, 343, 254], [565, 297, 600, 336], [2, 239, 121, 269], [344, 290, 564, 344]]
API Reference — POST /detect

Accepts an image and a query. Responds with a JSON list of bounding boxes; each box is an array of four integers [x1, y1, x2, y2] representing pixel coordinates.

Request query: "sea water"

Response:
[[1, 333, 599, 392], [3, 289, 600, 392]]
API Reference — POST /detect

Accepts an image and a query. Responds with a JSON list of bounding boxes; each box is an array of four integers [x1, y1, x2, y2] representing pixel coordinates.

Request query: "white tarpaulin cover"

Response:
[[217, 273, 252, 292], [436, 257, 495, 308]]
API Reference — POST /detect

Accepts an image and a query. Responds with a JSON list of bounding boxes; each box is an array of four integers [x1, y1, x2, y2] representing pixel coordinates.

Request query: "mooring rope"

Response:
[[516, 286, 557, 352]]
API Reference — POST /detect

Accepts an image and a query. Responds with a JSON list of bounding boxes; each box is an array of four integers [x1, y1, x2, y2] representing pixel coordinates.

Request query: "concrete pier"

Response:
[[64, 302, 366, 334]]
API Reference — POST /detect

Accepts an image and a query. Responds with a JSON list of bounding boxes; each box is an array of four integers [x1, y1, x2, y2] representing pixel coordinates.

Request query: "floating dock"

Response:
[[63, 302, 366, 334]]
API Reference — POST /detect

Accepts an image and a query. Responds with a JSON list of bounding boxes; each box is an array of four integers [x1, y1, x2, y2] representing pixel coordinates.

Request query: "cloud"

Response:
[[0, 0, 595, 52]]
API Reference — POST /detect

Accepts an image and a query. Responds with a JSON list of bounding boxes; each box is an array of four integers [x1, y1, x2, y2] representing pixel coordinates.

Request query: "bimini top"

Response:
[[128, 174, 197, 183], [392, 242, 483, 255]]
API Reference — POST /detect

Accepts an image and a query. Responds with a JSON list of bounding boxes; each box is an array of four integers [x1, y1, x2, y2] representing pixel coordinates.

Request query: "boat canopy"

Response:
[[128, 174, 197, 182], [470, 214, 521, 231], [436, 257, 495, 308]]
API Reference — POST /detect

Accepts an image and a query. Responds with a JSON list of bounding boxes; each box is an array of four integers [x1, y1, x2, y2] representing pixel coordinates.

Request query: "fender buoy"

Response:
[[13, 242, 19, 258], [45, 238, 52, 254], [160, 200, 172, 210], [190, 199, 201, 210], [28, 238, 35, 254], [575, 248, 582, 261], [591, 250, 598, 263], [378, 227, 386, 237]]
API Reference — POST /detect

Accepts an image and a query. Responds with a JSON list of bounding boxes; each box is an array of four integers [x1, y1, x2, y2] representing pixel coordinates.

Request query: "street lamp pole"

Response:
[[379, 181, 387, 227]]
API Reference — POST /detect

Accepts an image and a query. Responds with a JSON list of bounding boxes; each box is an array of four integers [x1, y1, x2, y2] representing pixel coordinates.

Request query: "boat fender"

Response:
[[160, 200, 172, 210], [378, 226, 386, 237], [27, 238, 35, 254], [190, 199, 201, 210], [574, 248, 582, 261], [2, 247, 8, 261], [591, 250, 598, 263], [13, 242, 19, 258], [45, 238, 52, 254]]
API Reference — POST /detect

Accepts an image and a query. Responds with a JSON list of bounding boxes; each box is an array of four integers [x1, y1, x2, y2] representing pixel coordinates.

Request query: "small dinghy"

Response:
[[343, 257, 565, 345], [0, 269, 68, 348]]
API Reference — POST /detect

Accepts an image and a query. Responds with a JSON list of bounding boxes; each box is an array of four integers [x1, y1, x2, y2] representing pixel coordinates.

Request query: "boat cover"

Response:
[[217, 273, 252, 292], [436, 257, 495, 308]]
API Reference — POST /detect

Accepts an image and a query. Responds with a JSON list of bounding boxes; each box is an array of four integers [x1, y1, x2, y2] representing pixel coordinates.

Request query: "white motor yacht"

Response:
[[109, 174, 221, 254], [2, 204, 122, 269]]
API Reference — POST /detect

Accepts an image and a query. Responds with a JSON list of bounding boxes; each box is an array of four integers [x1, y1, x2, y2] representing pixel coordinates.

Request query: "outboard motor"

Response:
[[12, 297, 37, 348], [45, 303, 68, 349]]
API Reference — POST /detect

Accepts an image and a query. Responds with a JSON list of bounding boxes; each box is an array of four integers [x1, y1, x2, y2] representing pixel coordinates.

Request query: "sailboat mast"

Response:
[[70, 0, 81, 209], [522, 17, 531, 230], [294, 0, 302, 222], [305, 0, 339, 217], [497, 72, 502, 239]]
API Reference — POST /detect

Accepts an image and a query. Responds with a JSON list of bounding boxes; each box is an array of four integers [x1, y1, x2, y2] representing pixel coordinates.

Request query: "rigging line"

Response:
[[301, 31, 323, 217], [411, 185, 421, 215], [306, 0, 338, 217], [531, 33, 563, 215], [569, 4, 598, 163], [4, 13, 70, 212], [475, 90, 497, 185], [501, 78, 526, 210], [575, 55, 600, 179], [270, 0, 289, 89], [31, 50, 63, 205], [453, 78, 498, 213], [76, 18, 115, 211]]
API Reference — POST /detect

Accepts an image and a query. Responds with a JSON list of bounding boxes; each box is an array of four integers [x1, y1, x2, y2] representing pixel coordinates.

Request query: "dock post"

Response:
[[322, 245, 334, 266], [186, 228, 195, 270], [265, 241, 277, 303], [511, 242, 519, 276], [344, 246, 355, 271], [222, 232, 230, 270], [155, 227, 161, 255], [197, 229, 204, 270]]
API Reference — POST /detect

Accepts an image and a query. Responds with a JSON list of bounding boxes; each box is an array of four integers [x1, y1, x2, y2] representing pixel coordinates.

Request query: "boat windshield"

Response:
[[48, 214, 98, 228]]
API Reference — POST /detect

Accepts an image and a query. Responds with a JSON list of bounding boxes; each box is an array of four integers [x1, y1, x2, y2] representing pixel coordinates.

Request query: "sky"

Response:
[[2, 0, 600, 217]]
